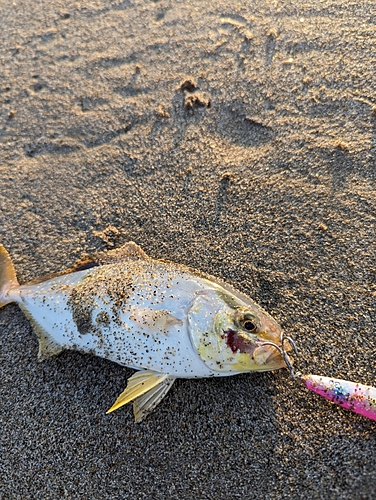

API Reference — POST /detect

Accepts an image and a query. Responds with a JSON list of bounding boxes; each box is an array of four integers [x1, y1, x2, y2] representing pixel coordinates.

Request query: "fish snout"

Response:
[[253, 333, 293, 370]]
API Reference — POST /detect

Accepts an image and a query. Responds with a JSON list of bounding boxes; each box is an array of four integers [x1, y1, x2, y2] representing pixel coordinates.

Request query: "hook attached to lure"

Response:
[[262, 332, 299, 379], [260, 334, 376, 422]]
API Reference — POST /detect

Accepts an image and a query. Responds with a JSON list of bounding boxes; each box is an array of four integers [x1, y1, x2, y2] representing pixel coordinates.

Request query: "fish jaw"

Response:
[[221, 329, 288, 372], [253, 342, 294, 371]]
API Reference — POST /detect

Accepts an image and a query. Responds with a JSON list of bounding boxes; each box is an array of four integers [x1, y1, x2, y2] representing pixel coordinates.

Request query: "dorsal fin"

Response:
[[26, 242, 149, 285], [88, 241, 150, 265]]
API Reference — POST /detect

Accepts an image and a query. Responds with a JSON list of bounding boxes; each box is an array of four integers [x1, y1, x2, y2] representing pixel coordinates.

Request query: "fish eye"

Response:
[[240, 312, 259, 332], [235, 311, 260, 333], [243, 320, 257, 332]]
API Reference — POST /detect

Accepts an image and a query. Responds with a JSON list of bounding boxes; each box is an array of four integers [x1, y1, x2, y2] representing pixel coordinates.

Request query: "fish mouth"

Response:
[[252, 339, 293, 370]]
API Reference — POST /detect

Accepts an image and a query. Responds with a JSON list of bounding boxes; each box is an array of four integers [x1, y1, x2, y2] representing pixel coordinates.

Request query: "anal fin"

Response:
[[19, 305, 63, 360], [37, 330, 64, 361], [106, 370, 175, 422]]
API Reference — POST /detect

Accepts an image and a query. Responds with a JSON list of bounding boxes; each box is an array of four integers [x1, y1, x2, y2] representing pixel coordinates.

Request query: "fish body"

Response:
[[0, 242, 286, 421], [302, 374, 376, 422]]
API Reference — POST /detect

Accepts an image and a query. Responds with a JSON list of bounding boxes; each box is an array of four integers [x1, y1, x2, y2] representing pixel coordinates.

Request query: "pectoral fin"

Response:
[[129, 307, 183, 335], [106, 370, 174, 421]]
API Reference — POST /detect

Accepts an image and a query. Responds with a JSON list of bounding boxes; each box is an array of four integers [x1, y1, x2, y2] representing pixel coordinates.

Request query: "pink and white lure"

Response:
[[301, 374, 376, 422], [262, 335, 376, 422]]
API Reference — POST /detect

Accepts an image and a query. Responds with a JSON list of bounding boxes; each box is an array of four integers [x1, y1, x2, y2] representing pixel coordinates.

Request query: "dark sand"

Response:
[[0, 0, 375, 498]]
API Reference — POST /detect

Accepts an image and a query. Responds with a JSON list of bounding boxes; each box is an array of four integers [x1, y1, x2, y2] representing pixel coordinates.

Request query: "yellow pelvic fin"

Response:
[[133, 376, 175, 423], [106, 370, 172, 415]]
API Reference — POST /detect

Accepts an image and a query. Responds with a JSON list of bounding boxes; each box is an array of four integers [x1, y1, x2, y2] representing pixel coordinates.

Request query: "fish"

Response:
[[301, 374, 376, 422], [0, 241, 287, 422]]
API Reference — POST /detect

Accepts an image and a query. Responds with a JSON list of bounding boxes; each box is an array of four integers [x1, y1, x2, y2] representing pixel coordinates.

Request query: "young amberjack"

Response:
[[0, 242, 287, 422]]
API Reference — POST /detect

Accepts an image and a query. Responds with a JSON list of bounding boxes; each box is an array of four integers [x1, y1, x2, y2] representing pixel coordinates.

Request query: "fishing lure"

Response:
[[301, 375, 376, 422], [264, 335, 376, 422]]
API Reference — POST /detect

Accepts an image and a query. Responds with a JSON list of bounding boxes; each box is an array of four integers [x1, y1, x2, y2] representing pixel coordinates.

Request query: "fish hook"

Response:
[[261, 332, 299, 379]]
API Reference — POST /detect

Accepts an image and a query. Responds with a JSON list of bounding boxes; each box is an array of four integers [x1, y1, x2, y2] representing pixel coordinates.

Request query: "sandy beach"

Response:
[[0, 0, 375, 498]]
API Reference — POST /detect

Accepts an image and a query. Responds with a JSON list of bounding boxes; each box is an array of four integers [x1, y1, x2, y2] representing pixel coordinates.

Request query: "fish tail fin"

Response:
[[0, 244, 19, 308]]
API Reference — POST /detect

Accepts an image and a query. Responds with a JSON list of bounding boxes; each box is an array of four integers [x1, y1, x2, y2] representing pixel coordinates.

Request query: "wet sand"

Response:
[[0, 0, 375, 498]]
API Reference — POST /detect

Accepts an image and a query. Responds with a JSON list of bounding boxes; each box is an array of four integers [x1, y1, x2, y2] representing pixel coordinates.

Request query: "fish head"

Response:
[[214, 305, 288, 372], [189, 286, 288, 374]]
